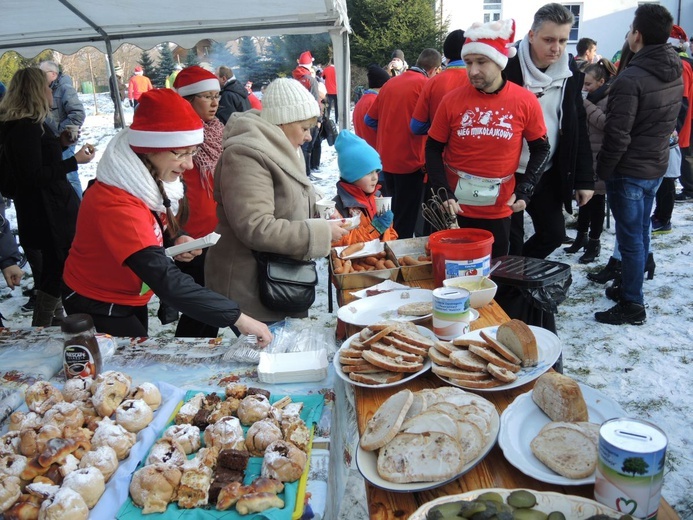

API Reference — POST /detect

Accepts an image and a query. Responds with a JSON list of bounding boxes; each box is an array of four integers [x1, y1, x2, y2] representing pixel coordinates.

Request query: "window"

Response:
[[483, 0, 501, 23], [564, 4, 581, 42]]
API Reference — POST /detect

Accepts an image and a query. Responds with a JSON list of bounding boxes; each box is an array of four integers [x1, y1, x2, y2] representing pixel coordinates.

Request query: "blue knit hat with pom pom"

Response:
[[335, 130, 382, 183]]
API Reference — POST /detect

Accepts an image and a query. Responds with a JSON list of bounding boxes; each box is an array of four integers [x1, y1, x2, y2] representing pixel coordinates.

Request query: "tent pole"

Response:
[[105, 39, 125, 129]]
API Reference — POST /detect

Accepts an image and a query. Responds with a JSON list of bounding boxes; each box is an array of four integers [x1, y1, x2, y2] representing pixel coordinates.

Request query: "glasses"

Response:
[[194, 93, 221, 101], [169, 149, 198, 159]]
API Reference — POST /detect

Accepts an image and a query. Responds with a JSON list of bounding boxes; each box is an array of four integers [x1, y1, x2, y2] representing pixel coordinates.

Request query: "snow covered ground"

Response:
[[1, 93, 691, 518]]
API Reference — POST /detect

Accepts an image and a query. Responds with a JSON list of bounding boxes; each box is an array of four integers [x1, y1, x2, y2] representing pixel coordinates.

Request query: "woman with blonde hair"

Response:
[[0, 67, 94, 326], [62, 89, 271, 342]]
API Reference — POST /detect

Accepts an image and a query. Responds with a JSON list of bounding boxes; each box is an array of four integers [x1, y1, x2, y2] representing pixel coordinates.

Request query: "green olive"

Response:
[[512, 510, 548, 520], [507, 490, 538, 509], [478, 492, 505, 504], [547, 513, 567, 520]]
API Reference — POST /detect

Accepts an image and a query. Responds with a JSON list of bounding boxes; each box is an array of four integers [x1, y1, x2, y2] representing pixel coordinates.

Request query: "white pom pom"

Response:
[[507, 47, 517, 59]]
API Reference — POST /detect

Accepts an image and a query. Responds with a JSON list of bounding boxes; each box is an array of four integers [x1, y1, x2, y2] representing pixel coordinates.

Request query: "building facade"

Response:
[[438, 0, 693, 62]]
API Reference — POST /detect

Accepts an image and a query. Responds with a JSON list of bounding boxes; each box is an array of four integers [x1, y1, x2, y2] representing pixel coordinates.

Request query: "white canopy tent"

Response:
[[0, 0, 352, 129]]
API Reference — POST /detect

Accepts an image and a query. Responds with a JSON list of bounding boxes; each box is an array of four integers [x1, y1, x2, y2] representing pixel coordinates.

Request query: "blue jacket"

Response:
[[45, 73, 85, 136]]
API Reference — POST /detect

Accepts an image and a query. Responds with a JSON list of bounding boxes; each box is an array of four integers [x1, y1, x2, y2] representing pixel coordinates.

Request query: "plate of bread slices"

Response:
[[429, 320, 561, 391], [356, 386, 499, 492], [499, 372, 626, 485], [334, 322, 436, 387]]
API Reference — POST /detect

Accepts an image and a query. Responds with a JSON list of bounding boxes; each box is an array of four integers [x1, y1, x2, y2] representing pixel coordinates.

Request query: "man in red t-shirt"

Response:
[[426, 19, 550, 258], [322, 62, 338, 124], [365, 49, 442, 238]]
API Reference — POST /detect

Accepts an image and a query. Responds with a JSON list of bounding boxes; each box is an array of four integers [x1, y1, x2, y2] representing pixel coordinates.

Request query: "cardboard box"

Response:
[[330, 248, 400, 290], [386, 237, 433, 282]]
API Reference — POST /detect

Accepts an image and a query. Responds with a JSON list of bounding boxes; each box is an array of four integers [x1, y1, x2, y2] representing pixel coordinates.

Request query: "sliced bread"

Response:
[[360, 390, 413, 451], [468, 345, 521, 373], [428, 347, 454, 367], [349, 371, 404, 385], [531, 373, 589, 422], [401, 411, 459, 440], [390, 329, 436, 350], [369, 341, 424, 363], [376, 432, 464, 483], [487, 363, 518, 383], [449, 350, 488, 372], [432, 364, 488, 380], [362, 350, 424, 373], [448, 376, 505, 389], [381, 335, 428, 357], [402, 392, 428, 421], [479, 330, 522, 365], [530, 424, 597, 479], [496, 319, 539, 367]]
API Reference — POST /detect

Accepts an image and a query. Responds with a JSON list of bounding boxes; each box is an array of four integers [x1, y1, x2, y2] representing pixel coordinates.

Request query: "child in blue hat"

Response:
[[331, 130, 397, 246]]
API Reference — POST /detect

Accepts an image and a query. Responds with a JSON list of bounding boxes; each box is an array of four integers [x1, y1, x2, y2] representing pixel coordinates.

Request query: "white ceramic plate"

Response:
[[431, 325, 562, 392], [333, 326, 434, 388], [355, 395, 500, 492], [498, 383, 627, 485], [337, 288, 435, 327], [409, 488, 622, 519]]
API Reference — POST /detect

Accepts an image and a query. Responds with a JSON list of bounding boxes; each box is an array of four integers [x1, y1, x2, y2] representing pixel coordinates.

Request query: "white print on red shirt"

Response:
[[457, 107, 515, 140]]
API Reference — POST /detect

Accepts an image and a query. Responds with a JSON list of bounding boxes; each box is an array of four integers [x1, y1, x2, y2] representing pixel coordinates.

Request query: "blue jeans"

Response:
[[63, 146, 83, 199], [606, 175, 662, 304]]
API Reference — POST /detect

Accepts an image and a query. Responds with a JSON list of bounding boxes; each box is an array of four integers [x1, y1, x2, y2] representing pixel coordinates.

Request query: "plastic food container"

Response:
[[428, 228, 494, 287], [442, 274, 498, 308]]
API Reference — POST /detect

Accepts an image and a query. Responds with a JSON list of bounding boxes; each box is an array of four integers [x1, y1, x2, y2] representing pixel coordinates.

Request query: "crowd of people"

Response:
[[0, 1, 690, 334]]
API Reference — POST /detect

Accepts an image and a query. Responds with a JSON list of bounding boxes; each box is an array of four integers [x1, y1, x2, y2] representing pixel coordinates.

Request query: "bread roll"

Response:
[[496, 319, 539, 367], [532, 373, 589, 422], [359, 390, 413, 451]]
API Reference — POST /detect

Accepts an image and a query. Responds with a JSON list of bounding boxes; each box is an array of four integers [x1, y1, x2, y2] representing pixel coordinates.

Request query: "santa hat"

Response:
[[173, 65, 219, 96], [668, 25, 689, 49], [462, 19, 517, 70], [336, 130, 381, 183], [128, 89, 204, 153], [261, 78, 320, 125], [298, 51, 314, 67], [134, 65, 143, 74]]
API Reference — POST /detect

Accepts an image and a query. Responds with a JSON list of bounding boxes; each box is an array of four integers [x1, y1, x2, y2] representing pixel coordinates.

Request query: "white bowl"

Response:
[[442, 275, 498, 308]]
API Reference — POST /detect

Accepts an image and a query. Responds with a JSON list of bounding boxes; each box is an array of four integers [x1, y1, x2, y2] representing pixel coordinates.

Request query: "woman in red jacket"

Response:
[[62, 89, 271, 342], [172, 66, 224, 337]]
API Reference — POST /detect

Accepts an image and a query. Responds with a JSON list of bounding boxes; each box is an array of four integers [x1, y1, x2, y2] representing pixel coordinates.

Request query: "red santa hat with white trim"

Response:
[[128, 89, 204, 154], [668, 25, 689, 51], [173, 65, 220, 97], [461, 18, 517, 70], [298, 51, 314, 68]]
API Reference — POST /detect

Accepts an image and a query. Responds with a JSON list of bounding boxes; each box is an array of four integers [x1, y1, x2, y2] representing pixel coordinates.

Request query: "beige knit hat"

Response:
[[261, 78, 320, 125]]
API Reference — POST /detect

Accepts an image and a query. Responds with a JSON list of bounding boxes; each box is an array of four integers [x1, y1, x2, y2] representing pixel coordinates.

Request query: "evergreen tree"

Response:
[[346, 0, 445, 68], [138, 49, 157, 83], [282, 34, 330, 75], [208, 41, 236, 70], [154, 43, 176, 87], [237, 37, 259, 82], [184, 48, 199, 67], [0, 50, 53, 85]]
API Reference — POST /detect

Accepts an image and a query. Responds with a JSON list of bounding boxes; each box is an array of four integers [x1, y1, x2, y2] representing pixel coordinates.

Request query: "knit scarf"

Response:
[[96, 128, 185, 216], [192, 117, 224, 197]]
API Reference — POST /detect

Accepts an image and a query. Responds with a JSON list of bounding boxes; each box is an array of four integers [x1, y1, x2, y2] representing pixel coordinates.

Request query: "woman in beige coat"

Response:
[[206, 78, 348, 323]]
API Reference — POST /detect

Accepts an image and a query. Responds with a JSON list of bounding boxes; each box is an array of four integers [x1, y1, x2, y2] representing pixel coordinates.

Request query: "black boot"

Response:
[[605, 277, 621, 302], [564, 232, 588, 253], [595, 301, 646, 325], [645, 252, 656, 280], [587, 257, 621, 284], [579, 239, 601, 264]]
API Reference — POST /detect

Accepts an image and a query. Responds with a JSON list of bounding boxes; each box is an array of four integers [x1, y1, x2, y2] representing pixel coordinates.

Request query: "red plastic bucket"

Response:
[[428, 228, 494, 287]]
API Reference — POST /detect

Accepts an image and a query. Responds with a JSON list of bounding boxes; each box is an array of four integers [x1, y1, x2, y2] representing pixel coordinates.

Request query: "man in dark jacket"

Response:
[[505, 3, 594, 259], [39, 61, 86, 199], [215, 66, 251, 125], [594, 4, 683, 325]]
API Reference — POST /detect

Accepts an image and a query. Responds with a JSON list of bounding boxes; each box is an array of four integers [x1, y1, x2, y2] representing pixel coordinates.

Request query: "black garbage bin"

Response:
[[491, 255, 572, 372]]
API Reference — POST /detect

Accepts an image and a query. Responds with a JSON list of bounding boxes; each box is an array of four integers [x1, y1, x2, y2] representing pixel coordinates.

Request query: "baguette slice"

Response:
[[381, 336, 428, 357], [370, 342, 424, 363], [431, 341, 464, 357], [349, 371, 404, 385], [449, 350, 488, 372], [468, 345, 521, 373], [428, 347, 454, 367], [360, 390, 413, 451], [496, 320, 539, 367], [530, 424, 597, 479], [362, 350, 424, 373], [362, 326, 396, 347], [531, 373, 589, 422], [377, 432, 464, 483], [390, 329, 436, 350]]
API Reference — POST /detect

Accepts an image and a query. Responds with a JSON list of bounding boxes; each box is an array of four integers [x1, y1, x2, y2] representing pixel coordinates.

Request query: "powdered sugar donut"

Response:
[[91, 418, 136, 460], [115, 399, 153, 433], [78, 446, 118, 482], [0, 474, 21, 513], [129, 463, 182, 514], [7, 411, 41, 432], [261, 440, 307, 482], [237, 394, 271, 426], [0, 454, 26, 479], [128, 382, 162, 411], [43, 402, 85, 431], [203, 416, 245, 451], [245, 419, 282, 456], [161, 424, 201, 455], [145, 438, 187, 467], [62, 377, 93, 403], [61, 467, 105, 508], [25, 381, 64, 414], [38, 486, 88, 519]]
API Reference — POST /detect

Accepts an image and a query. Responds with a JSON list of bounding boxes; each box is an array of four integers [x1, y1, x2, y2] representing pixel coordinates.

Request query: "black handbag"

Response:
[[254, 252, 318, 313]]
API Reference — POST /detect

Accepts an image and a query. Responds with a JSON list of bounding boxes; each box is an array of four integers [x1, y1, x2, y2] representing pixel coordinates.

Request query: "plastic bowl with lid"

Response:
[[442, 275, 497, 308]]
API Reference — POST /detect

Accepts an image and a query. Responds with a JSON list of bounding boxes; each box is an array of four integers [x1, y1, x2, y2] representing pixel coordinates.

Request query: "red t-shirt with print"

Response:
[[63, 181, 163, 306], [366, 70, 429, 174], [428, 80, 546, 219], [182, 165, 218, 239]]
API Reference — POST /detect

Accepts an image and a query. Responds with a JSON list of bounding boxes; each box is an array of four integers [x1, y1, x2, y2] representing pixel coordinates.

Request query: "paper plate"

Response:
[[498, 383, 627, 485], [337, 289, 434, 327]]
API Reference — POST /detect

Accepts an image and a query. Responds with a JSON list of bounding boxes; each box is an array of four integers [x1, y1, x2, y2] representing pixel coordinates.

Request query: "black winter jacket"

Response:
[[597, 44, 683, 181], [0, 119, 79, 252], [505, 54, 595, 213], [217, 79, 251, 125]]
